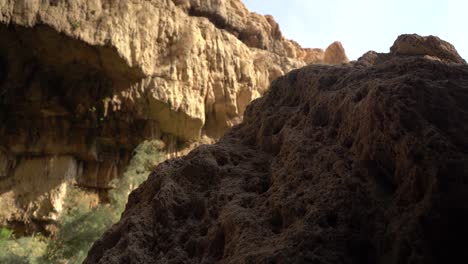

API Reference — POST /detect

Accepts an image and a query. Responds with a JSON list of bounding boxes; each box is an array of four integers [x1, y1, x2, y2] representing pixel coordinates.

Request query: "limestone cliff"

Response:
[[0, 0, 347, 230], [86, 35, 468, 263]]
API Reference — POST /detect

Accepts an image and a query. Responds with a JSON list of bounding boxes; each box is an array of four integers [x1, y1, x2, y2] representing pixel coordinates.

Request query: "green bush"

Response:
[[0, 228, 48, 264], [109, 139, 165, 210], [1, 140, 165, 264], [0, 227, 13, 242], [42, 140, 164, 263], [39, 188, 116, 264]]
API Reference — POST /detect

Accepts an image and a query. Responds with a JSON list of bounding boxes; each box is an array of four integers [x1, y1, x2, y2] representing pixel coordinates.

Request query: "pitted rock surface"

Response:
[[86, 36, 468, 263]]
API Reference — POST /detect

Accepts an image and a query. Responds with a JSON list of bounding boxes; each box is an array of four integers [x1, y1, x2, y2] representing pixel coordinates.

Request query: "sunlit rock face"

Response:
[[324, 41, 349, 64], [86, 35, 468, 264], [0, 0, 347, 229], [390, 34, 467, 64]]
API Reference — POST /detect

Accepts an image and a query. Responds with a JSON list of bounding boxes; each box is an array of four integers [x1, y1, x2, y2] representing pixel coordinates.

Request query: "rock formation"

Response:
[[0, 1, 347, 231], [86, 35, 468, 264], [324, 41, 349, 64], [390, 34, 466, 64]]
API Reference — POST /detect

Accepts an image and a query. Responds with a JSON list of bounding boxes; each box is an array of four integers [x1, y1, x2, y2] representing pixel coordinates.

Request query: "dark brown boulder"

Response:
[[86, 36, 468, 264]]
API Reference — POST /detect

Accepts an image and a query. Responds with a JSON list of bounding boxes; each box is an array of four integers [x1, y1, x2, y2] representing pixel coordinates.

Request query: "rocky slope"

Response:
[[0, 1, 347, 232], [86, 35, 468, 264]]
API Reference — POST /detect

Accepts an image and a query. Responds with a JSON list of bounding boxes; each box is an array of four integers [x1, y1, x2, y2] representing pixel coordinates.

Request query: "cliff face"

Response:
[[0, 1, 347, 230], [86, 35, 468, 264]]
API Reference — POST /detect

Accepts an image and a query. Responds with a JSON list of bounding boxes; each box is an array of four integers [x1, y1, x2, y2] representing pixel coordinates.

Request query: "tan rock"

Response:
[[0, 0, 348, 141], [0, 156, 78, 223], [390, 34, 467, 64], [324, 41, 349, 64], [0, 0, 348, 226]]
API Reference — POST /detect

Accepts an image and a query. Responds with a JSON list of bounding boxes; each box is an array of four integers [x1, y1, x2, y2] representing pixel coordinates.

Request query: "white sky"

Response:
[[242, 0, 468, 60]]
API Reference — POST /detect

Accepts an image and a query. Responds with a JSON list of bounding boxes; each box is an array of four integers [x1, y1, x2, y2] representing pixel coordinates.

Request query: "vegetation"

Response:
[[0, 140, 165, 264], [39, 188, 116, 264], [69, 19, 81, 31], [0, 228, 47, 264]]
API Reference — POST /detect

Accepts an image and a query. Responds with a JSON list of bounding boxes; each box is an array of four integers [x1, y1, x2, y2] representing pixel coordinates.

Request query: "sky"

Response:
[[242, 0, 468, 61]]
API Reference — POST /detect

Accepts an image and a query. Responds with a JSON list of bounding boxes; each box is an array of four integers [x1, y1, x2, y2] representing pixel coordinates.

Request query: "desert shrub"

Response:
[[42, 139, 164, 263], [0, 227, 12, 241], [109, 139, 165, 210], [39, 188, 115, 264], [2, 140, 165, 264], [0, 228, 47, 264]]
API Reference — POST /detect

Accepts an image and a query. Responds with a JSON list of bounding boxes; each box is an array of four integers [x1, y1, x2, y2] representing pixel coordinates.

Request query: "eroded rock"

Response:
[[0, 0, 346, 230], [324, 41, 349, 64], [87, 36, 468, 263], [391, 34, 467, 64]]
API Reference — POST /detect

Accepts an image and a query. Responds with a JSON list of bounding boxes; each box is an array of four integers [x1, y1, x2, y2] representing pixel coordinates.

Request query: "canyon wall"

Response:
[[0, 0, 347, 230]]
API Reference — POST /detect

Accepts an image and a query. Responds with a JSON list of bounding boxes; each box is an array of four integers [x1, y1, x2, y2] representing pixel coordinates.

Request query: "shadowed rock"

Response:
[[86, 35, 468, 264]]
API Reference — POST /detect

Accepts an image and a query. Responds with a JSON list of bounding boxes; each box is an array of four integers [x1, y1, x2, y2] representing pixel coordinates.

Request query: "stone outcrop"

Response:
[[174, 0, 331, 64], [86, 35, 468, 263], [0, 1, 346, 230], [324, 41, 349, 64], [390, 34, 466, 64]]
